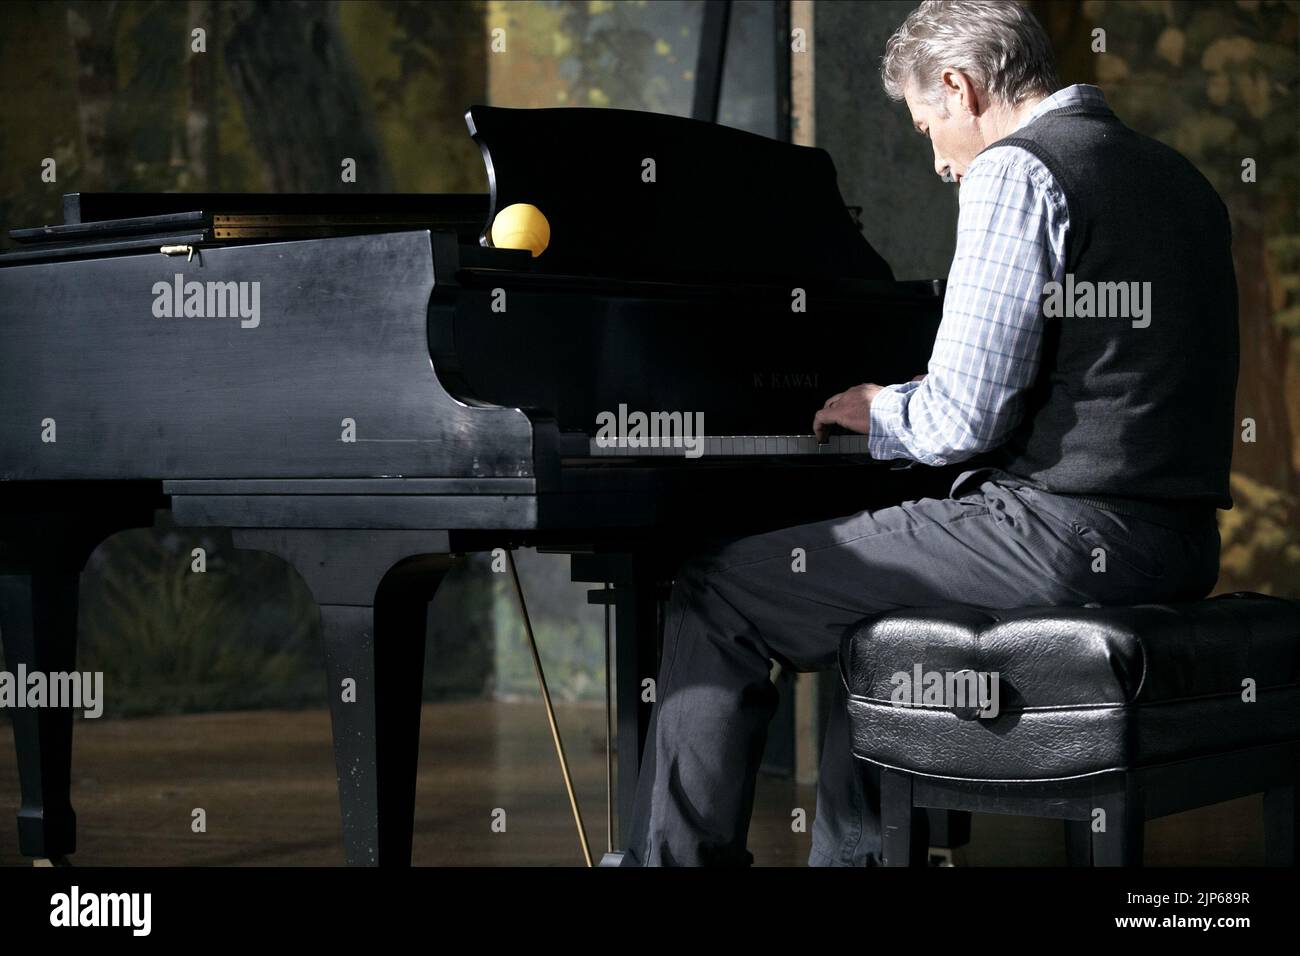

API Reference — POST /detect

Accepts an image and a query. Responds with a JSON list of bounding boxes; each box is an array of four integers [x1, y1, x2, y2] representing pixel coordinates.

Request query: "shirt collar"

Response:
[[1017, 83, 1111, 129]]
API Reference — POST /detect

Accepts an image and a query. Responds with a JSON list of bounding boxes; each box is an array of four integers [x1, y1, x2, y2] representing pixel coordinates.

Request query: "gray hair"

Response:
[[881, 1, 1059, 110]]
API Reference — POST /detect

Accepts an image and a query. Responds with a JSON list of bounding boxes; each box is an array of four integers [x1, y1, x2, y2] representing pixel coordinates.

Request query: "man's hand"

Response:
[[813, 383, 884, 443]]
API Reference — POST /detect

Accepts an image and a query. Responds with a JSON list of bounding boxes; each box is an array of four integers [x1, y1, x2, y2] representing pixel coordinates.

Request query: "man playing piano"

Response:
[[620, 0, 1238, 866]]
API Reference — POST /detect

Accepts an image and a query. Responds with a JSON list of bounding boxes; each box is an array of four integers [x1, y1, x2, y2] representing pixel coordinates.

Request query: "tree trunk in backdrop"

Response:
[[65, 1, 124, 188], [224, 0, 393, 192]]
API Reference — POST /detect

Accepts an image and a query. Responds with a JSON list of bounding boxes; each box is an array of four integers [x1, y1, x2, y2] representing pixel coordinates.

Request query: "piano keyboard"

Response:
[[586, 434, 871, 457]]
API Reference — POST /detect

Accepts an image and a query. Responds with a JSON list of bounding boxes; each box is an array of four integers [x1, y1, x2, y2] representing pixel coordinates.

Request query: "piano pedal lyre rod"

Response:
[[505, 550, 593, 867]]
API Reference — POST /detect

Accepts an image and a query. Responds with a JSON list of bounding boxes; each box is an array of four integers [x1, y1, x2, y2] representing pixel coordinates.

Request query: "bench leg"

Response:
[[1091, 777, 1144, 866], [927, 808, 971, 850], [1064, 819, 1092, 865], [1263, 782, 1296, 867], [879, 768, 929, 866]]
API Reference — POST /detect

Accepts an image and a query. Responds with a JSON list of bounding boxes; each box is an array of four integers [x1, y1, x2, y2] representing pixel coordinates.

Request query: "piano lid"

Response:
[[2, 193, 491, 262], [55, 192, 488, 232], [465, 105, 893, 284]]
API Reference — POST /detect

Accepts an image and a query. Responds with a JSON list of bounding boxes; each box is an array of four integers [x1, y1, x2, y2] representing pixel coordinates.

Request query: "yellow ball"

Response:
[[490, 203, 551, 258]]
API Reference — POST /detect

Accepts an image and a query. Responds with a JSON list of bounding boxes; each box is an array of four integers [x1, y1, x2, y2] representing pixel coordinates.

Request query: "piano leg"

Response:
[[570, 551, 669, 849], [613, 559, 665, 849], [232, 530, 456, 866], [0, 568, 80, 861], [0, 503, 155, 863]]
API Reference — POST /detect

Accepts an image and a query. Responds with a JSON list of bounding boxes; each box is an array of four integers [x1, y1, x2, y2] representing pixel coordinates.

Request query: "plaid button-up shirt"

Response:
[[867, 84, 1111, 465]]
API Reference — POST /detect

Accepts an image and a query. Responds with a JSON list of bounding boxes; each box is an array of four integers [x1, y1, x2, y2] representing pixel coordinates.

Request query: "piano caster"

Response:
[[33, 856, 72, 867]]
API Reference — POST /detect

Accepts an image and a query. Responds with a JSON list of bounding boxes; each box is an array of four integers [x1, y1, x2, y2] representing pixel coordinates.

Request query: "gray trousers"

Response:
[[619, 470, 1221, 866]]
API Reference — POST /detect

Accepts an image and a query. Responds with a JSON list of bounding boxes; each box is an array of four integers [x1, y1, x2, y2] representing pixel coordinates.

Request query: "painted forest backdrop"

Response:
[[0, 0, 1295, 718]]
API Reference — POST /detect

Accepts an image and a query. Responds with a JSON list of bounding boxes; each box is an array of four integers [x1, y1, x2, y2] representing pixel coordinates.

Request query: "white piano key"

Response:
[[582, 432, 878, 458]]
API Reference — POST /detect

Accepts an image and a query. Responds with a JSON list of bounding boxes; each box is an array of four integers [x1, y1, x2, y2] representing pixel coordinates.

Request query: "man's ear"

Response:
[[941, 68, 983, 117]]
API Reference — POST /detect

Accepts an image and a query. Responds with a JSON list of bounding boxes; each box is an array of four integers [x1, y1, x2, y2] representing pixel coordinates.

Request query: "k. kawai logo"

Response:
[[752, 371, 821, 389]]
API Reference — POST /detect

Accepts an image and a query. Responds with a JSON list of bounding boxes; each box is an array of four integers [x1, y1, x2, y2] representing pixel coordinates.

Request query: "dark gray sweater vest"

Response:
[[981, 104, 1238, 509]]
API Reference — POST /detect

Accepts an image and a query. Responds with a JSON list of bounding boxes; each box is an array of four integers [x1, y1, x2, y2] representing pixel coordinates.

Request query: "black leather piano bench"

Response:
[[839, 593, 1300, 866]]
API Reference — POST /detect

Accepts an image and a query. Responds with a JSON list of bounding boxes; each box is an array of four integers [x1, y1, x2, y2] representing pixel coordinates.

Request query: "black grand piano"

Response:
[[0, 106, 952, 865]]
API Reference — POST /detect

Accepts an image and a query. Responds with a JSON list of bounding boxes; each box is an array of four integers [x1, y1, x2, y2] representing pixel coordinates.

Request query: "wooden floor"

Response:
[[0, 699, 1268, 866]]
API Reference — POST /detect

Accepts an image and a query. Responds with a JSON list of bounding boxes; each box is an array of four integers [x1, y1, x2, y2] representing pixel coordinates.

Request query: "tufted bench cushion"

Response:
[[841, 593, 1300, 782]]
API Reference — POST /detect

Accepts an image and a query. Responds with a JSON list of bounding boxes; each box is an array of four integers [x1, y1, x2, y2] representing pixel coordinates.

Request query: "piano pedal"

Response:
[[927, 847, 962, 867], [33, 855, 72, 867], [597, 851, 625, 867]]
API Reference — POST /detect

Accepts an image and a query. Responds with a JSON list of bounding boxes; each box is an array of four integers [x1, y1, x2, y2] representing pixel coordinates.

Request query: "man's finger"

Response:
[[813, 407, 837, 443]]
